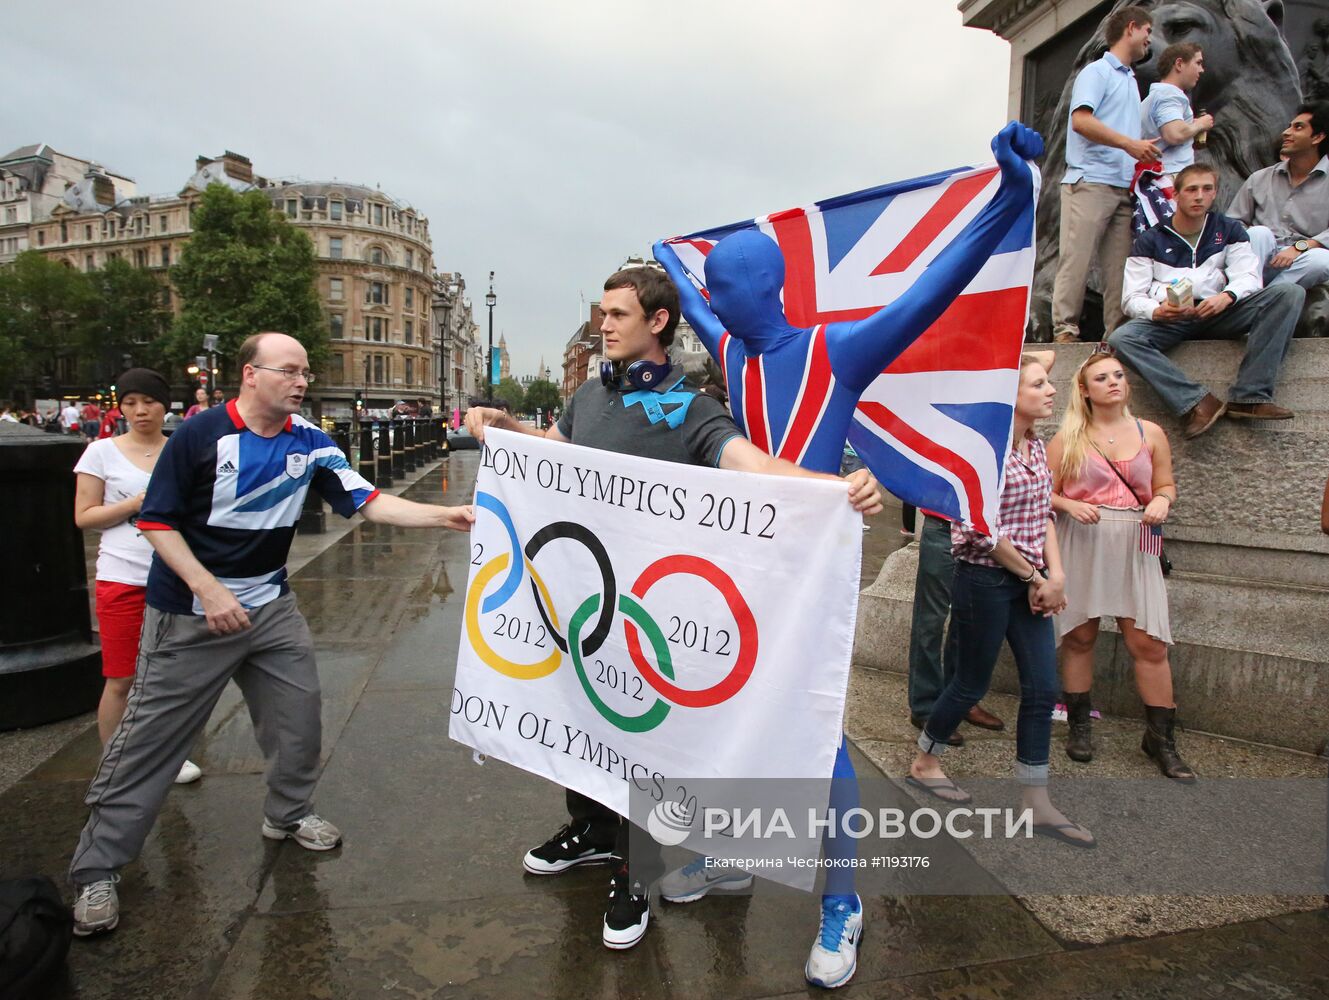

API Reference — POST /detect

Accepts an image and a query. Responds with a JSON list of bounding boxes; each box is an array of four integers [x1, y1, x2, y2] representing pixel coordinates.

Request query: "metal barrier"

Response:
[[403, 419, 417, 473], [358, 424, 376, 483], [391, 421, 406, 480], [377, 422, 394, 486]]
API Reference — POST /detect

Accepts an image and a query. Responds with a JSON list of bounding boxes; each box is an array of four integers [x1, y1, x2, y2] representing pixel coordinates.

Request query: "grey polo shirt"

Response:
[[556, 370, 741, 468], [1226, 155, 1329, 247]]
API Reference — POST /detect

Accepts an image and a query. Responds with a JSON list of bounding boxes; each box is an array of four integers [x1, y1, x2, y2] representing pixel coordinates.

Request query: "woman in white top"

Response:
[[73, 369, 200, 785]]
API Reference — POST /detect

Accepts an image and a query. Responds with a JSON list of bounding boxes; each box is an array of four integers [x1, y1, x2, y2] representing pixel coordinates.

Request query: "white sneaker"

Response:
[[261, 813, 342, 851], [659, 857, 754, 903], [72, 876, 120, 937], [805, 894, 863, 989], [174, 759, 202, 784]]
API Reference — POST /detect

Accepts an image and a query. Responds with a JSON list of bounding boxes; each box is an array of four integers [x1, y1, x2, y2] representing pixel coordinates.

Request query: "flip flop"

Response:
[[903, 775, 972, 804], [1031, 822, 1097, 850]]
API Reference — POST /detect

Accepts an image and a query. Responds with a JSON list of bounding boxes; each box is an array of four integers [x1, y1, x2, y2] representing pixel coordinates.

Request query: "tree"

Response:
[[166, 184, 326, 381], [84, 257, 168, 383], [524, 378, 560, 414], [0, 251, 96, 398], [492, 376, 526, 413]]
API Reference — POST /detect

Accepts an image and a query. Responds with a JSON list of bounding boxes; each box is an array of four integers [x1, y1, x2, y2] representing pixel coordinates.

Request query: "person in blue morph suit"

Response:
[[653, 120, 1043, 990]]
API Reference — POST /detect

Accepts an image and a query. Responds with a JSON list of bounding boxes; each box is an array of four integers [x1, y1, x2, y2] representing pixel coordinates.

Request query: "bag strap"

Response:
[[1087, 436, 1147, 508]]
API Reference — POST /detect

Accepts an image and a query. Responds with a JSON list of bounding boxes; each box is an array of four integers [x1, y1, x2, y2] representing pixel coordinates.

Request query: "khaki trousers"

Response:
[[1052, 181, 1134, 338]]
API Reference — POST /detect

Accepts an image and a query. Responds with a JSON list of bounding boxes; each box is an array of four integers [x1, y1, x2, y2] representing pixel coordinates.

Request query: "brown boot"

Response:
[[1064, 691, 1094, 763], [1225, 401, 1294, 420], [1142, 706, 1197, 783], [1182, 393, 1226, 439]]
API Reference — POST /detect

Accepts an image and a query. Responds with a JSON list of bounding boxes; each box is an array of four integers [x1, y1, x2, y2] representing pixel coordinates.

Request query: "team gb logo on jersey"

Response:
[[285, 453, 308, 480]]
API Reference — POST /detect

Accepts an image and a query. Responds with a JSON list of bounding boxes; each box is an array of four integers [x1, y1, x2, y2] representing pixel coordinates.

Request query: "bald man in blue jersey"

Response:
[[70, 332, 474, 938]]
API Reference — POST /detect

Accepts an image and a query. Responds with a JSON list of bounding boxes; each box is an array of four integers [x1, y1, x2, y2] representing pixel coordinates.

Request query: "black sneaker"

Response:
[[522, 822, 614, 875], [602, 866, 650, 950]]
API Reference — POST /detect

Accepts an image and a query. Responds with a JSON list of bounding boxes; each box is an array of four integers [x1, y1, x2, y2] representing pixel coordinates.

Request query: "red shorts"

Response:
[[95, 580, 147, 678]]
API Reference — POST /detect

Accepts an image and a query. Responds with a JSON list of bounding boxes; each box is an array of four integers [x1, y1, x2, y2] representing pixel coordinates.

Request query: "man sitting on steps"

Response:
[[1108, 163, 1302, 439]]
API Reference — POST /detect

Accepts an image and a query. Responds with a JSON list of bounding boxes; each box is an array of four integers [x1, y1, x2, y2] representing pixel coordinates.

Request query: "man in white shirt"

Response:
[[1140, 42, 1213, 185], [61, 402, 81, 434]]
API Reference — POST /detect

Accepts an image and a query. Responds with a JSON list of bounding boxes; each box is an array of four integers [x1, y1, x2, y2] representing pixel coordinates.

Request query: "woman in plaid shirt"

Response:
[[906, 354, 1095, 849]]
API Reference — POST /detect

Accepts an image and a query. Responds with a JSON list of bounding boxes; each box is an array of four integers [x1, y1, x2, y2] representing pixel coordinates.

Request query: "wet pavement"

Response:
[[2, 451, 1325, 999]]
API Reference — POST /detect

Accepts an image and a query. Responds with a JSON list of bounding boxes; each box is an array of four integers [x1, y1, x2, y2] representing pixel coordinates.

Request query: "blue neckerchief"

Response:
[[623, 376, 695, 429]]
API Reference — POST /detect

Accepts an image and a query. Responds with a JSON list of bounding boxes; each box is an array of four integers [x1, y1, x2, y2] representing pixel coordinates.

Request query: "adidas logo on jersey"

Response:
[[218, 460, 238, 474]]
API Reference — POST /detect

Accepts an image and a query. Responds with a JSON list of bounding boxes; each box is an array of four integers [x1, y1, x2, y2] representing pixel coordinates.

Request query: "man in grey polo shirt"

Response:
[[1052, 4, 1159, 344], [1228, 103, 1329, 291]]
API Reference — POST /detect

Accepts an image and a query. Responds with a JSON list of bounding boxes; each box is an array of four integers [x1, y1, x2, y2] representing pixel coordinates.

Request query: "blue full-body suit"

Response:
[[654, 123, 1043, 898]]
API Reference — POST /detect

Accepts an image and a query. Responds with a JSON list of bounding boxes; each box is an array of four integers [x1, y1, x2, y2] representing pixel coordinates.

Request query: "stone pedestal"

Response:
[[853, 340, 1329, 752]]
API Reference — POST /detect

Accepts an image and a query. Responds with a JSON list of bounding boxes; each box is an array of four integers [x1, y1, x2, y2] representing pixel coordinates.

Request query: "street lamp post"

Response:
[[440, 295, 451, 420], [485, 271, 496, 406]]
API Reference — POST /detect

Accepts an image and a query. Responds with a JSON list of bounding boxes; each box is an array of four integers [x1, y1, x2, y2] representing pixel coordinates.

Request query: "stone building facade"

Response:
[[432, 271, 482, 417], [261, 177, 437, 417], [0, 144, 134, 265], [15, 148, 451, 416]]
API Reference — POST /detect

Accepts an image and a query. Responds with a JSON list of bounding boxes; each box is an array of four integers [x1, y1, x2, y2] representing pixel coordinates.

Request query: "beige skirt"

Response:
[[1055, 507, 1172, 645]]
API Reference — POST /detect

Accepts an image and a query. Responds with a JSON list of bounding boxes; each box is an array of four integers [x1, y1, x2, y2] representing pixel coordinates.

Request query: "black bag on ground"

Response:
[[0, 876, 73, 1000]]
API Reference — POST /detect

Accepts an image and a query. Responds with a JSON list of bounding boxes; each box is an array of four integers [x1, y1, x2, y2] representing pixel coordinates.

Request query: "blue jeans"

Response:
[[1108, 283, 1303, 415], [918, 562, 1058, 785], [907, 515, 955, 717]]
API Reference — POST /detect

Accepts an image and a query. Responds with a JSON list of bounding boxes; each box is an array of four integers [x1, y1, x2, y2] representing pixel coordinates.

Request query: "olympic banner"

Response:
[[450, 429, 861, 879]]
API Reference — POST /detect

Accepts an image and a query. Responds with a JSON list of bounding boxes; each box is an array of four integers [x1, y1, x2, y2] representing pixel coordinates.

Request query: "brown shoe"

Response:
[[965, 704, 1005, 731], [910, 714, 964, 747], [1052, 330, 1080, 345], [1182, 393, 1226, 439], [1225, 401, 1294, 420]]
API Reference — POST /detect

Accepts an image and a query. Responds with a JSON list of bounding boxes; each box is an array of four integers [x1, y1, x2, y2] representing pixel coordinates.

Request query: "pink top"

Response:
[[1061, 423, 1153, 507]]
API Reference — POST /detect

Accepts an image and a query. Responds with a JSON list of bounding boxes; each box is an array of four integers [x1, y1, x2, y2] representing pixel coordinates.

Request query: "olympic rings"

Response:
[[568, 592, 675, 733], [624, 554, 758, 708], [477, 492, 524, 613], [524, 522, 615, 658], [468, 492, 759, 731], [465, 553, 562, 680]]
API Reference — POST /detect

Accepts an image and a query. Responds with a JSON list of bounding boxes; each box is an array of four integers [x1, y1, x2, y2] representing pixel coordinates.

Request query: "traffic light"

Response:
[[354, 389, 364, 411]]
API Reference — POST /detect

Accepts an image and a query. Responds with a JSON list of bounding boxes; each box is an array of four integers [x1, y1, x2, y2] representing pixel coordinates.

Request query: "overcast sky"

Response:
[[6, 0, 1010, 380]]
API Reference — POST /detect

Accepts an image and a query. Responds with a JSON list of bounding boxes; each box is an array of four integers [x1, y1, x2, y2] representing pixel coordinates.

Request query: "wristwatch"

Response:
[[1294, 239, 1311, 253]]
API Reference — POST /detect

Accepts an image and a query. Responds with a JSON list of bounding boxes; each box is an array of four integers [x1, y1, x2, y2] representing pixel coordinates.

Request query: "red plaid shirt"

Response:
[[951, 435, 1051, 570]]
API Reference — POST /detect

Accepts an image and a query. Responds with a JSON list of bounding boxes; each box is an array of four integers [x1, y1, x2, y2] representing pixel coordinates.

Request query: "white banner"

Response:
[[449, 429, 861, 879]]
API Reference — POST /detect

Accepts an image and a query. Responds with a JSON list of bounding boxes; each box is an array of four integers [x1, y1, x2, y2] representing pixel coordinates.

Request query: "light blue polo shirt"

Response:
[[1062, 52, 1141, 188], [1141, 82, 1194, 175]]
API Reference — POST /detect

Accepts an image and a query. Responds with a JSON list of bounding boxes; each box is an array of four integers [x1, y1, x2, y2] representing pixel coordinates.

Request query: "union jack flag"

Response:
[[661, 162, 1038, 535]]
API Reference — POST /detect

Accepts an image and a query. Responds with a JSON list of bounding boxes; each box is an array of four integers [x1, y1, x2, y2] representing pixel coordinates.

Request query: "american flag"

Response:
[[661, 162, 1037, 535], [1132, 162, 1176, 237], [1139, 521, 1164, 556]]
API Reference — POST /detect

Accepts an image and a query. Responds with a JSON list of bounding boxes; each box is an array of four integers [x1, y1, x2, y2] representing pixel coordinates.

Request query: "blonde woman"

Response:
[[1047, 346, 1194, 782]]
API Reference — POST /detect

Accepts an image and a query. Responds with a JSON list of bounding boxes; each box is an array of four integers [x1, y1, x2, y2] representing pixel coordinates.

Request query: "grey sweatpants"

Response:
[[70, 592, 321, 885]]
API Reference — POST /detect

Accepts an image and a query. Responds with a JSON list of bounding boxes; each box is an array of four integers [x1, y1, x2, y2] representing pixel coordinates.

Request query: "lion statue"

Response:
[[1030, 0, 1301, 341]]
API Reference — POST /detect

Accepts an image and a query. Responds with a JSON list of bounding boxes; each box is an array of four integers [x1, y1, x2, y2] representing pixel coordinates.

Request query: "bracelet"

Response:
[[1018, 566, 1037, 584]]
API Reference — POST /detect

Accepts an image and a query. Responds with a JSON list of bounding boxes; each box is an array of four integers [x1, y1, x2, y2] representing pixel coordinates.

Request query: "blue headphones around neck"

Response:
[[600, 358, 673, 392]]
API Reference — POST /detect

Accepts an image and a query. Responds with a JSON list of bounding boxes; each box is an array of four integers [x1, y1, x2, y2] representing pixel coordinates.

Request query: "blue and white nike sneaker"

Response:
[[805, 893, 863, 989]]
